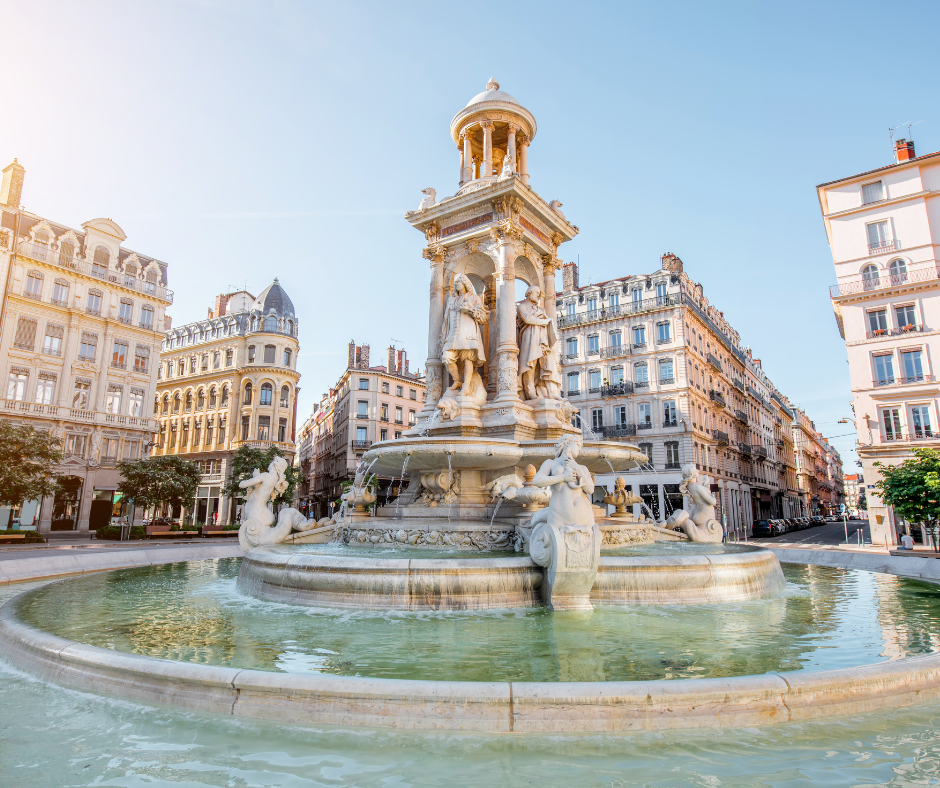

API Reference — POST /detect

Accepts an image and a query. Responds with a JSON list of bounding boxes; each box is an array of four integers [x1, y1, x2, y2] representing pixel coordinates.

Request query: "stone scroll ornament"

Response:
[[664, 464, 723, 542], [527, 435, 602, 610], [517, 285, 562, 400], [237, 457, 330, 551]]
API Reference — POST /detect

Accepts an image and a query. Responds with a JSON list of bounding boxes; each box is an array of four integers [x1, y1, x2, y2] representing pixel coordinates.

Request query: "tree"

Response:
[[117, 455, 201, 514], [875, 448, 940, 549], [224, 444, 298, 508], [0, 421, 64, 509]]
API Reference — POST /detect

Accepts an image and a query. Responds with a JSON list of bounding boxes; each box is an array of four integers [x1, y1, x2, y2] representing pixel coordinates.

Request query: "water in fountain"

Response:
[[489, 493, 505, 530], [394, 453, 411, 515], [417, 409, 442, 436], [445, 452, 453, 522]]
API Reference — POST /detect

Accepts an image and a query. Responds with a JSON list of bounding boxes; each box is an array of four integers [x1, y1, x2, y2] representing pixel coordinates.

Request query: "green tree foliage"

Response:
[[0, 421, 64, 507], [117, 455, 202, 512], [876, 448, 940, 546], [224, 444, 298, 507]]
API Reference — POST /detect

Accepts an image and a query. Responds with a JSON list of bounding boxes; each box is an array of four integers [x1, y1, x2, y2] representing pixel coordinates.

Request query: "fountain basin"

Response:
[[236, 543, 785, 610]]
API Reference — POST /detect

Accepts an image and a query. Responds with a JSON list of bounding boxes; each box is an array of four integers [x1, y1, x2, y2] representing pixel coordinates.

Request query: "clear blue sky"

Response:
[[4, 0, 940, 469]]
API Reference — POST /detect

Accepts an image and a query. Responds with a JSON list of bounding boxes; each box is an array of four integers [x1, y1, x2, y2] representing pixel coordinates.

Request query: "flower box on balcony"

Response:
[[873, 329, 886, 336], [902, 324, 915, 332]]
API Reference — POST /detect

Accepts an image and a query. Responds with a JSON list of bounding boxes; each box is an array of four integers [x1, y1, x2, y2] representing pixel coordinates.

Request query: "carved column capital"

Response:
[[480, 119, 494, 130], [422, 244, 447, 263], [423, 222, 440, 244], [541, 254, 559, 275]]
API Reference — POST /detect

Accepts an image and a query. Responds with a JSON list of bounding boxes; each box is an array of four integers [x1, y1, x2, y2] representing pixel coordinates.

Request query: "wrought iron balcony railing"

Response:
[[601, 382, 633, 397], [866, 324, 925, 340]]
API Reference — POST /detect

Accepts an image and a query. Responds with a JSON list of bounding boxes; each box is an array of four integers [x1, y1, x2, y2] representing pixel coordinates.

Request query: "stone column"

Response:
[[481, 120, 493, 177], [494, 233, 520, 403], [94, 327, 113, 412], [484, 277, 498, 398], [422, 245, 447, 412], [461, 133, 472, 184], [507, 124, 517, 167], [518, 135, 530, 185], [458, 142, 465, 186], [541, 255, 561, 399]]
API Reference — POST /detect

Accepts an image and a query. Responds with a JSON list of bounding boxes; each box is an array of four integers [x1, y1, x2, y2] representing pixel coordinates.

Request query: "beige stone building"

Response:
[[152, 282, 300, 524], [0, 159, 170, 532], [298, 342, 425, 519]]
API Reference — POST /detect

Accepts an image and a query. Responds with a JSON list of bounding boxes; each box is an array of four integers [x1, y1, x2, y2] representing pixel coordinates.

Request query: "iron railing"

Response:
[[600, 346, 629, 359], [830, 265, 938, 297], [753, 445, 768, 458], [351, 440, 372, 450], [866, 324, 925, 339], [709, 390, 726, 407], [706, 353, 722, 371], [601, 424, 637, 439], [601, 382, 633, 396], [713, 430, 729, 444], [738, 443, 753, 456], [874, 375, 935, 387]]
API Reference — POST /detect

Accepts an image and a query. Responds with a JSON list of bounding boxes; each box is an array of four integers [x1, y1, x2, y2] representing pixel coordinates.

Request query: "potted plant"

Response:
[[903, 323, 915, 332], [873, 328, 886, 336]]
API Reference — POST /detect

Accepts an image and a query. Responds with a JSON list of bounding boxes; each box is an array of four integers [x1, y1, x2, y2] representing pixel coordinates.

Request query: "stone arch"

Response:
[[512, 253, 542, 288], [447, 251, 497, 293]]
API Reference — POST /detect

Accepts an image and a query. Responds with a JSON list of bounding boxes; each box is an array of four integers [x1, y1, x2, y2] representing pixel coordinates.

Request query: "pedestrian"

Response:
[[900, 533, 915, 551]]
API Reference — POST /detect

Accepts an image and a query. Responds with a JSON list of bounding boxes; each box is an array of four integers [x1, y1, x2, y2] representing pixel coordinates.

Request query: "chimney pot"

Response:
[[0, 159, 25, 208], [895, 138, 916, 162]]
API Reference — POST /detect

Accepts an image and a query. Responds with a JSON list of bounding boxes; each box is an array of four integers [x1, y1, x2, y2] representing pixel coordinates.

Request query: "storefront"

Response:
[[193, 485, 221, 527]]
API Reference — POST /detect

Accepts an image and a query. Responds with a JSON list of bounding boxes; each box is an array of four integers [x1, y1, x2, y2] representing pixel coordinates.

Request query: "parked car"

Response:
[[752, 520, 776, 538]]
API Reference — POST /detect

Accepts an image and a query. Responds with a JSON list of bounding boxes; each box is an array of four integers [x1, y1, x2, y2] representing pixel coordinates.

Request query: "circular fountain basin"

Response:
[[236, 543, 786, 610]]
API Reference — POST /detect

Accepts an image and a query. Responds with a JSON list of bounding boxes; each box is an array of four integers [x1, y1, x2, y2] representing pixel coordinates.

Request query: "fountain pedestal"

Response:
[[529, 522, 601, 611]]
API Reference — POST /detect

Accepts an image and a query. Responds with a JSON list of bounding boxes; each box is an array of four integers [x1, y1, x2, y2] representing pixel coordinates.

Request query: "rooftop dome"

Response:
[[251, 278, 295, 317], [465, 78, 520, 108]]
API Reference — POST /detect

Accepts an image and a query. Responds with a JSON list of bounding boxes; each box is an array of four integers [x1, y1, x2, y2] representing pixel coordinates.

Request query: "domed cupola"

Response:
[[450, 79, 537, 192], [251, 278, 295, 318]]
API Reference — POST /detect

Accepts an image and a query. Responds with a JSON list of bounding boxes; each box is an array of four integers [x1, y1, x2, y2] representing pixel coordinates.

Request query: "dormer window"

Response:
[[862, 180, 885, 205]]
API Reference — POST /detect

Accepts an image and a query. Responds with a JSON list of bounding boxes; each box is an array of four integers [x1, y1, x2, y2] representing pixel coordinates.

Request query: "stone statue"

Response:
[[440, 273, 489, 400], [237, 457, 326, 551], [498, 151, 516, 181], [527, 435, 601, 610], [664, 464, 723, 542], [418, 187, 436, 211], [603, 476, 643, 519], [88, 428, 102, 466], [517, 285, 561, 400]]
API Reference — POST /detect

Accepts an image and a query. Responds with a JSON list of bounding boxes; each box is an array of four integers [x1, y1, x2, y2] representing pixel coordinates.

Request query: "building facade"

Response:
[[0, 159, 170, 532], [299, 342, 425, 519], [557, 254, 819, 535], [820, 138, 940, 545], [843, 473, 865, 516], [152, 282, 300, 524]]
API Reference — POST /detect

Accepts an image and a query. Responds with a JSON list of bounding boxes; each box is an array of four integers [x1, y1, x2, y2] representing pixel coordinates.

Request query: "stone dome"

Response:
[[465, 78, 520, 108], [251, 278, 295, 317]]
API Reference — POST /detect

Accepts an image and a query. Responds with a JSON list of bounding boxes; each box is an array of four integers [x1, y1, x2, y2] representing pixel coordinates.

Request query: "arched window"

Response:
[[221, 386, 229, 407], [162, 394, 169, 415], [286, 319, 294, 335], [185, 391, 193, 411], [154, 397, 159, 415], [862, 264, 880, 290], [58, 241, 75, 267], [280, 385, 290, 408], [260, 383, 273, 406], [197, 388, 205, 409], [92, 247, 109, 278], [264, 315, 278, 332], [209, 387, 217, 408], [243, 382, 252, 405], [889, 258, 908, 284], [173, 393, 181, 413]]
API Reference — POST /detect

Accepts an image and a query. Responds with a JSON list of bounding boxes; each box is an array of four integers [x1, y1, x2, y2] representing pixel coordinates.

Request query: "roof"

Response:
[[466, 78, 520, 107], [251, 278, 295, 317], [817, 149, 940, 189]]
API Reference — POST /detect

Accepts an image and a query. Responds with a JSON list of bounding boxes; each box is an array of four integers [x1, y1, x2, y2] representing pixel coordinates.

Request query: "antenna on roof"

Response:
[[390, 337, 403, 345], [889, 121, 910, 152]]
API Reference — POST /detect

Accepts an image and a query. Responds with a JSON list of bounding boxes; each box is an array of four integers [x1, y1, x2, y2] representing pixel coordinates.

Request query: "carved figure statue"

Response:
[[664, 464, 723, 542], [603, 476, 643, 518], [548, 200, 567, 222], [440, 274, 489, 399], [418, 187, 436, 211], [517, 285, 560, 400], [341, 464, 377, 513], [527, 435, 601, 610], [88, 428, 102, 466], [237, 457, 325, 550], [498, 151, 516, 181]]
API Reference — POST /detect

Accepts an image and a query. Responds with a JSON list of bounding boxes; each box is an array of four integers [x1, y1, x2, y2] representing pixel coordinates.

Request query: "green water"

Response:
[[15, 558, 940, 682]]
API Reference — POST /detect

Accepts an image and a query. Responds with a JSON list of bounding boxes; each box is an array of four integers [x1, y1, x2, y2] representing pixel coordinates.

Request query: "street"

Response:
[[750, 518, 872, 547]]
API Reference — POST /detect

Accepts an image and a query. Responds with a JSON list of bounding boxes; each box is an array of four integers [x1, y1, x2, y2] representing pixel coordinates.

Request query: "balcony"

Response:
[[356, 413, 370, 420], [884, 432, 938, 443], [555, 294, 681, 329], [706, 353, 722, 372], [601, 424, 637, 439], [737, 443, 753, 456], [394, 418, 404, 425], [663, 419, 678, 428], [637, 421, 653, 430], [110, 361, 127, 370], [713, 429, 730, 445], [634, 380, 650, 389], [830, 264, 938, 298], [873, 375, 935, 388], [601, 382, 633, 397], [51, 298, 68, 307], [868, 238, 900, 256], [664, 462, 681, 470], [351, 440, 372, 450], [588, 386, 601, 394], [660, 377, 675, 385], [753, 445, 768, 459], [85, 307, 101, 317], [732, 378, 745, 391], [0, 399, 157, 430], [733, 409, 748, 423], [230, 439, 294, 452], [632, 342, 647, 350], [708, 390, 726, 407], [746, 385, 766, 405], [565, 353, 579, 360], [600, 345, 629, 359], [567, 389, 580, 397], [776, 439, 785, 448], [866, 324, 926, 340], [587, 348, 600, 357], [16, 241, 174, 303]]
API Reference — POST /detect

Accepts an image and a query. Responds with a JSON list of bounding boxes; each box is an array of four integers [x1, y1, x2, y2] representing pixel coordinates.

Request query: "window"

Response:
[[882, 407, 902, 441], [632, 288, 642, 305], [359, 378, 369, 390], [615, 405, 627, 426], [588, 297, 597, 312], [189, 357, 196, 373], [35, 374, 55, 405], [185, 391, 193, 411], [396, 385, 403, 397], [24, 271, 43, 298], [278, 417, 287, 442], [111, 340, 128, 368], [895, 304, 917, 329], [357, 400, 368, 418], [218, 418, 226, 444], [901, 349, 924, 382], [201, 353, 208, 371], [72, 379, 91, 409], [124, 263, 137, 287], [52, 280, 69, 306], [633, 326, 646, 346], [42, 324, 63, 356], [225, 349, 233, 367], [861, 264, 880, 290], [248, 346, 255, 363], [106, 385, 123, 414], [260, 383, 273, 405], [196, 389, 205, 410], [6, 369, 28, 401], [280, 385, 289, 408], [911, 405, 933, 439], [380, 428, 388, 441], [78, 333, 97, 362], [567, 372, 580, 394], [664, 400, 677, 425], [638, 403, 651, 427], [241, 415, 250, 440], [221, 386, 229, 407], [659, 359, 674, 383], [133, 345, 149, 374], [283, 349, 292, 367], [611, 366, 624, 385], [129, 389, 144, 417], [395, 405, 403, 423], [169, 424, 178, 449], [867, 309, 888, 334], [13, 317, 37, 350], [381, 403, 389, 421], [211, 351, 220, 370], [589, 370, 601, 391], [381, 381, 389, 394], [657, 322, 671, 343], [264, 315, 278, 332], [866, 221, 890, 251], [65, 434, 86, 457], [263, 344, 276, 363], [639, 444, 653, 465], [566, 338, 578, 356], [889, 258, 908, 284], [410, 389, 417, 400], [58, 242, 74, 267], [205, 420, 213, 446], [118, 299, 133, 324], [665, 441, 680, 468], [181, 421, 190, 447], [86, 289, 102, 315], [862, 181, 884, 205], [173, 393, 181, 413], [395, 431, 402, 439], [588, 334, 599, 354], [566, 302, 575, 316], [92, 247, 109, 276], [634, 362, 649, 384], [656, 283, 667, 301], [609, 292, 619, 308], [243, 383, 252, 405], [610, 331, 622, 348], [356, 426, 368, 443], [592, 408, 603, 431], [123, 440, 139, 460]]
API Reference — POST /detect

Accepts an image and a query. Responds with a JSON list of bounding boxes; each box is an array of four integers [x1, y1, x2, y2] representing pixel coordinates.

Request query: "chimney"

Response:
[[661, 252, 683, 273], [1, 159, 25, 208], [212, 292, 231, 319], [387, 346, 396, 373], [397, 349, 408, 374], [561, 262, 579, 293], [359, 343, 370, 369], [163, 314, 172, 330], [348, 340, 356, 369], [895, 138, 916, 163]]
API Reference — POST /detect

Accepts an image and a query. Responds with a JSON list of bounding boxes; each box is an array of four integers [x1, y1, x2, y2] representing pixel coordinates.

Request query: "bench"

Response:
[[0, 534, 25, 542], [889, 549, 940, 559], [201, 529, 239, 538], [149, 530, 200, 538]]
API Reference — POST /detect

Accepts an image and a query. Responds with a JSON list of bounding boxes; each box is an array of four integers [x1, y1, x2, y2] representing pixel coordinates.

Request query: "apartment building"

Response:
[[557, 254, 806, 536], [843, 473, 865, 515], [300, 342, 425, 519], [820, 137, 940, 545], [153, 282, 300, 525], [0, 159, 170, 532]]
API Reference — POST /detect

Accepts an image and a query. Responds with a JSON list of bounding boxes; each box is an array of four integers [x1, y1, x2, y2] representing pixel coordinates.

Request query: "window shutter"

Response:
[[14, 317, 37, 349]]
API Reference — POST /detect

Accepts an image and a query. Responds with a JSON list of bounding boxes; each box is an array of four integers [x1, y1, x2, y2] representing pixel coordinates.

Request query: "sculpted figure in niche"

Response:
[[517, 285, 561, 399], [440, 273, 489, 399]]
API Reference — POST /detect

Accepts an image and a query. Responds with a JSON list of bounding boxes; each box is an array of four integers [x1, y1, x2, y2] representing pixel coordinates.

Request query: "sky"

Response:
[[2, 0, 940, 470]]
